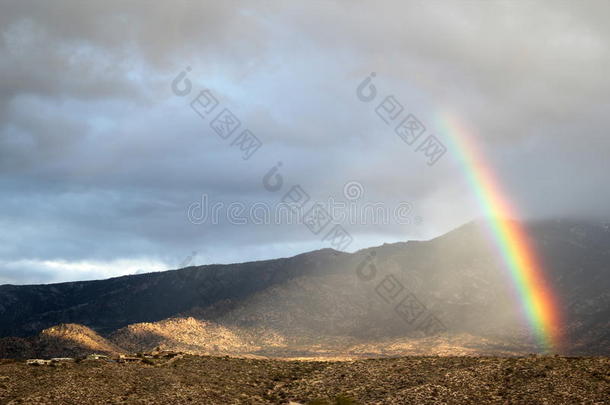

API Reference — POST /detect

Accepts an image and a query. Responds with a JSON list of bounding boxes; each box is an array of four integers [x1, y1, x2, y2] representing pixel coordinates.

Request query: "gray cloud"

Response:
[[0, 0, 608, 284]]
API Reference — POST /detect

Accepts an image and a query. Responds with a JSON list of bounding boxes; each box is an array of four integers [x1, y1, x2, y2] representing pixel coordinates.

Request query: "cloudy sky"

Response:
[[1, 0, 608, 284]]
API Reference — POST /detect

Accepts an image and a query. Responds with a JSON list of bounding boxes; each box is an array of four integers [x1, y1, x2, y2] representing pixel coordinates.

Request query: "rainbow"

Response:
[[437, 113, 563, 353]]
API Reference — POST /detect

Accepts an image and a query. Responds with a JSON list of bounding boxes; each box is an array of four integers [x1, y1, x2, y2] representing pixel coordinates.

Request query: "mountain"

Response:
[[0, 219, 608, 358]]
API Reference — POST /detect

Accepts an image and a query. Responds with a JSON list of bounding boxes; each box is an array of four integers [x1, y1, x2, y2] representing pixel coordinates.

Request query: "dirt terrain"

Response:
[[0, 355, 607, 404]]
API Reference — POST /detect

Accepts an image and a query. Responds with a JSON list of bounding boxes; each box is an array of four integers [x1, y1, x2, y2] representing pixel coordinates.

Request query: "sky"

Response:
[[0, 0, 609, 284]]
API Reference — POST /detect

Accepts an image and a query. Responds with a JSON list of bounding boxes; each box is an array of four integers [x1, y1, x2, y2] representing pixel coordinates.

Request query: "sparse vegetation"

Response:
[[0, 355, 607, 404], [141, 358, 155, 365], [307, 395, 360, 405]]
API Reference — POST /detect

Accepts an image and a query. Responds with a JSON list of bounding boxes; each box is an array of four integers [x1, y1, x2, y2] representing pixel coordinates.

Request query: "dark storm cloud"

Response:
[[0, 0, 608, 283]]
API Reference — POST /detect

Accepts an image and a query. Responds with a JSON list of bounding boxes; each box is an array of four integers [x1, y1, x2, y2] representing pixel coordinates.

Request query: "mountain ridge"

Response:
[[1, 219, 608, 357]]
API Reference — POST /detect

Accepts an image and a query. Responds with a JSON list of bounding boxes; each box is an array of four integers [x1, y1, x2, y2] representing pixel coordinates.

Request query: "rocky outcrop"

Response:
[[0, 324, 121, 359]]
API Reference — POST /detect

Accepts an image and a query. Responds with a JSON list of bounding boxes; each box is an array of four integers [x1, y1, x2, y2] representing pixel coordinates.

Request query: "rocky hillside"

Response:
[[109, 317, 285, 355], [0, 319, 533, 360], [0, 324, 121, 359], [0, 219, 608, 356]]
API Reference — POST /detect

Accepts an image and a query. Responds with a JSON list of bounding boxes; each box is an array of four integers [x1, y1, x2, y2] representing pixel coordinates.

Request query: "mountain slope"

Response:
[[0, 219, 608, 355]]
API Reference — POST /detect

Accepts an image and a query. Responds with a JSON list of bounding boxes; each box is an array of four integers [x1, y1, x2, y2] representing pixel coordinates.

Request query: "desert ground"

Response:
[[0, 355, 607, 404]]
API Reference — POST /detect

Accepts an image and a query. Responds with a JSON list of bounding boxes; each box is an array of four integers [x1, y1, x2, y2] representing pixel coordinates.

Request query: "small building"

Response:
[[153, 350, 181, 359], [51, 357, 75, 362], [86, 353, 109, 360], [26, 359, 51, 366]]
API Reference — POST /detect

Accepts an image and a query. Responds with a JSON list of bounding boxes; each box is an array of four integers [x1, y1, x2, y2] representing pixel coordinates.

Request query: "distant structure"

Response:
[[118, 354, 142, 363], [26, 351, 184, 366], [86, 353, 109, 360], [26, 359, 51, 366], [26, 357, 75, 365]]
